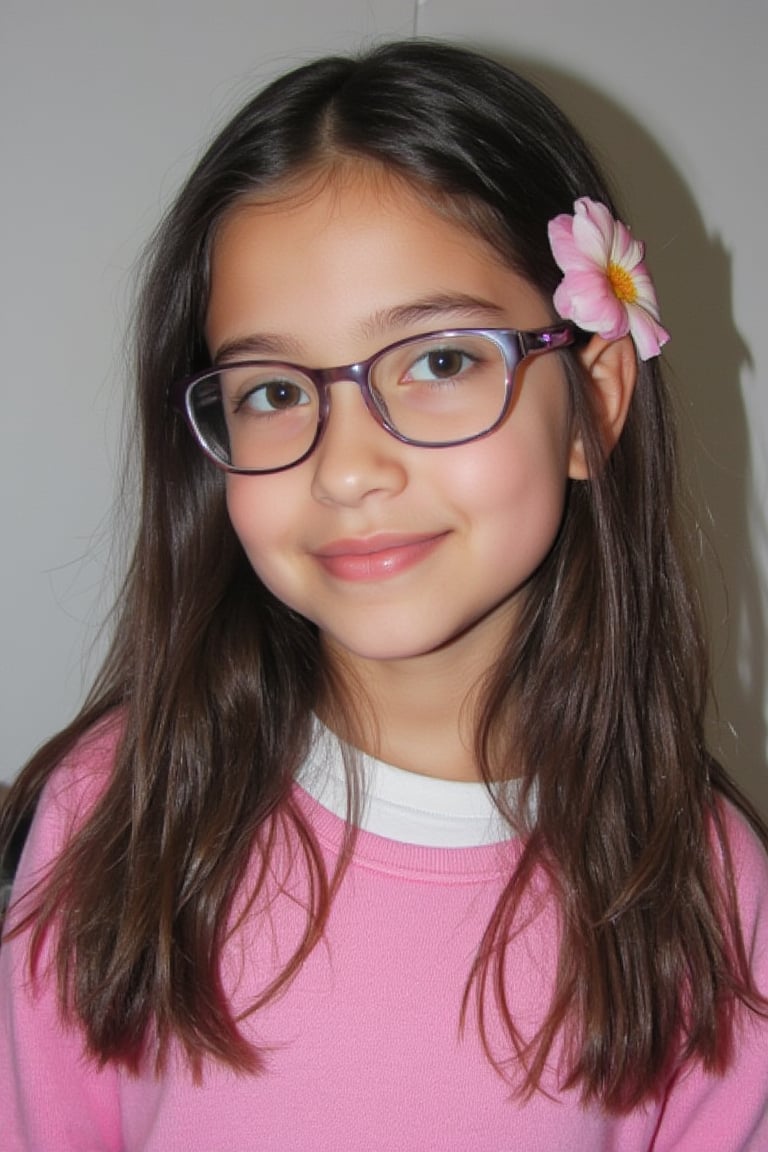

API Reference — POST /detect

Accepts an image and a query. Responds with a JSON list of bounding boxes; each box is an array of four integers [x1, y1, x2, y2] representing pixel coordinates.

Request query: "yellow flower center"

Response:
[[607, 262, 637, 304]]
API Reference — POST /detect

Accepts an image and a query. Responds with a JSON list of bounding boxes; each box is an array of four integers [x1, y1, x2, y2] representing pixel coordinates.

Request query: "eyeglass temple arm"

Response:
[[519, 323, 580, 358]]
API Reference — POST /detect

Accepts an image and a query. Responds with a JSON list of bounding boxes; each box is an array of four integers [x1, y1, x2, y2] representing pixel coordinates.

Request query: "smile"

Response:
[[313, 533, 448, 581]]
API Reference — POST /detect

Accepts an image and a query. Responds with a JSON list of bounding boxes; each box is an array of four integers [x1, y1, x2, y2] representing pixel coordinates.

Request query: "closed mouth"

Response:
[[313, 532, 448, 580]]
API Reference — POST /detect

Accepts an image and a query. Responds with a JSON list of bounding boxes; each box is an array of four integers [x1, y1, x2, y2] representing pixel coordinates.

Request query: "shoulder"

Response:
[[36, 712, 122, 834], [7, 713, 123, 914], [0, 715, 124, 1149], [651, 799, 768, 1149], [717, 798, 768, 960], [717, 799, 768, 905], [41, 711, 123, 812]]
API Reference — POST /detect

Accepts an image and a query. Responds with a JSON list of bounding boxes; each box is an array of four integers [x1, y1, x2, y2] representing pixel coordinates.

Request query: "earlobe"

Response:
[[568, 334, 638, 479]]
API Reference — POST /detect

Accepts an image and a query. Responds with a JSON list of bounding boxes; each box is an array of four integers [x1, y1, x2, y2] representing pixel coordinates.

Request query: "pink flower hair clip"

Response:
[[547, 197, 670, 361]]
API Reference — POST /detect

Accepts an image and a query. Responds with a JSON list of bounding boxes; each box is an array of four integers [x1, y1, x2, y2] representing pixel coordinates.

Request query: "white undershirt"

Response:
[[297, 720, 516, 848]]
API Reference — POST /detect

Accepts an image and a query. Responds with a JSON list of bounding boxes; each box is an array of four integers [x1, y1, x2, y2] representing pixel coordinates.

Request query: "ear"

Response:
[[568, 333, 638, 480]]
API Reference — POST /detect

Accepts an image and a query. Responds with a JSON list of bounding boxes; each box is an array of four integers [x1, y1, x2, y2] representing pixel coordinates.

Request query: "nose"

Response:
[[310, 381, 408, 507]]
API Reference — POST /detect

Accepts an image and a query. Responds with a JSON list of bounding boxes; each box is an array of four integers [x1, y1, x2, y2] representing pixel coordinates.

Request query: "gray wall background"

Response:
[[2, 2, 766, 815]]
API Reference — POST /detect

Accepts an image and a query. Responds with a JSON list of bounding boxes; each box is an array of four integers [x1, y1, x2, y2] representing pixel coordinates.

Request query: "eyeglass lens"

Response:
[[186, 332, 511, 472]]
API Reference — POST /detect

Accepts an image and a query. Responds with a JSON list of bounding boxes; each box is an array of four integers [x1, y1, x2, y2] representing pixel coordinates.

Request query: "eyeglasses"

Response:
[[170, 323, 576, 474]]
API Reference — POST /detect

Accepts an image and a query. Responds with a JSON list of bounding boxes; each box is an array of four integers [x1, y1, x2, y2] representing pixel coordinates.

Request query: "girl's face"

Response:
[[207, 168, 583, 678]]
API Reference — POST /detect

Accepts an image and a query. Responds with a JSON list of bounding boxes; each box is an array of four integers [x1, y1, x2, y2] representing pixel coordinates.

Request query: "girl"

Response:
[[1, 40, 766, 1151]]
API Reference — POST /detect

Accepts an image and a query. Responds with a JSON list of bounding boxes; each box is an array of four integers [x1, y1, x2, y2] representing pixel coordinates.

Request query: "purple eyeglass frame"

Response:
[[169, 322, 577, 475]]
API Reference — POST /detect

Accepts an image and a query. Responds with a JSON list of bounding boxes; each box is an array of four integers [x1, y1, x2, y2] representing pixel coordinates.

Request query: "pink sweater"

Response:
[[2, 724, 767, 1150]]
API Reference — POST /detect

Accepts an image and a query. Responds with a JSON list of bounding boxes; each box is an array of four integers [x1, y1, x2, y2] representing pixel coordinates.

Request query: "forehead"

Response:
[[205, 165, 549, 355], [212, 163, 505, 267]]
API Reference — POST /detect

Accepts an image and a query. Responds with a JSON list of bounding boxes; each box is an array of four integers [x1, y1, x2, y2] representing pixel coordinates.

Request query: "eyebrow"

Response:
[[358, 293, 507, 339], [212, 292, 507, 363]]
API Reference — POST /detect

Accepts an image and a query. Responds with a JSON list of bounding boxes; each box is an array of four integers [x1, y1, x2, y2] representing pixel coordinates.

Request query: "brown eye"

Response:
[[401, 345, 477, 385], [262, 380, 306, 409], [239, 378, 311, 413], [425, 349, 465, 378]]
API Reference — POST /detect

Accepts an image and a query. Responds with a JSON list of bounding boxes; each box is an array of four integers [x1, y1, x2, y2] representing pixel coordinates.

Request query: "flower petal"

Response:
[[577, 199, 616, 249], [626, 304, 671, 361], [626, 267, 663, 321], [571, 208, 612, 267], [548, 215, 596, 274], [609, 220, 644, 272], [555, 276, 630, 339]]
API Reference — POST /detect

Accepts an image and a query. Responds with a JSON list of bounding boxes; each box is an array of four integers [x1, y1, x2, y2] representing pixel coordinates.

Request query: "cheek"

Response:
[[225, 475, 288, 579], [453, 417, 572, 563]]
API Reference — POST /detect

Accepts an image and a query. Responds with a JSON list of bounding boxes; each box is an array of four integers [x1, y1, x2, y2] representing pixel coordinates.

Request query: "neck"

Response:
[[319, 627, 512, 783]]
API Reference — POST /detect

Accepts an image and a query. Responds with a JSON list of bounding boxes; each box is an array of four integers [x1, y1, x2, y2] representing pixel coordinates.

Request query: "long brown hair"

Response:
[[2, 40, 766, 1110]]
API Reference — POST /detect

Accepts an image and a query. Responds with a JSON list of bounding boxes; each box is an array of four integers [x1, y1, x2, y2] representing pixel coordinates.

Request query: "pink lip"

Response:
[[314, 533, 447, 581]]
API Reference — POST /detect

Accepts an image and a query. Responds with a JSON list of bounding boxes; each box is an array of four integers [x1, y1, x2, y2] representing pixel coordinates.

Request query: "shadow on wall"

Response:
[[489, 50, 768, 818]]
